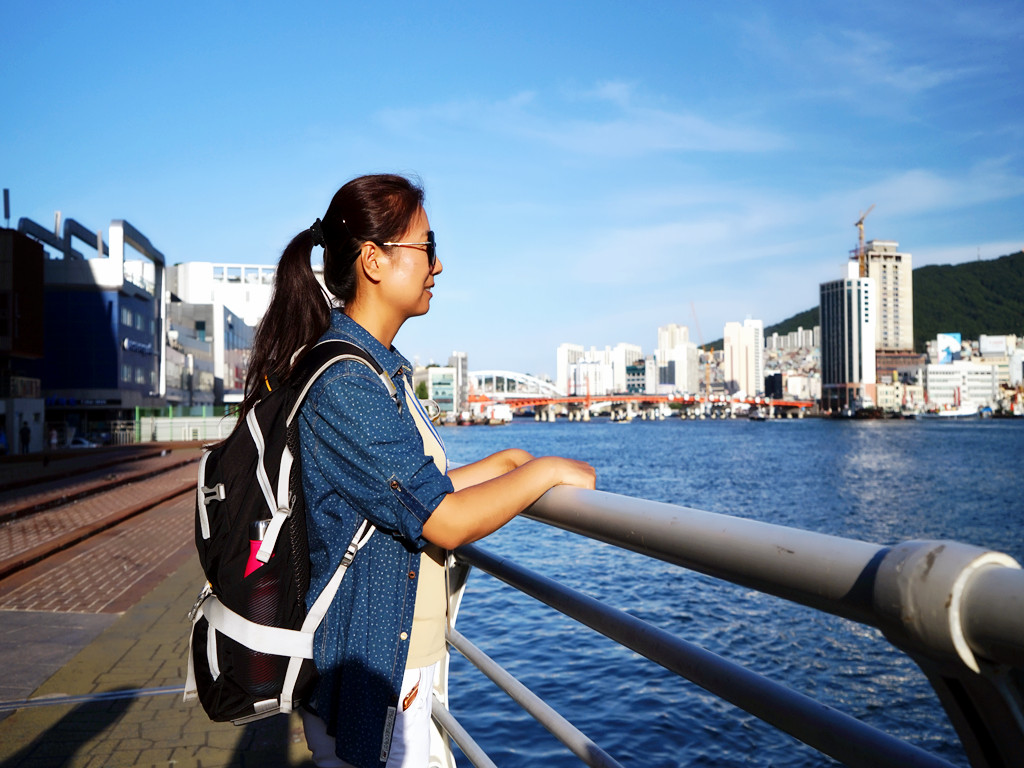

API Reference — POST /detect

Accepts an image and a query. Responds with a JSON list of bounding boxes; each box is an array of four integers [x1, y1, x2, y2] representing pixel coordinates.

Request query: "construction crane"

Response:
[[854, 204, 875, 277]]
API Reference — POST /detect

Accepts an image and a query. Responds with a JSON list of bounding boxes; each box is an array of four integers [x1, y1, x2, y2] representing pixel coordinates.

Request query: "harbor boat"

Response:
[[916, 387, 981, 419], [916, 403, 980, 419]]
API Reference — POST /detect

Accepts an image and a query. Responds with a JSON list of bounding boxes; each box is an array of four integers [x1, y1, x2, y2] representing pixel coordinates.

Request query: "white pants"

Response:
[[303, 664, 436, 768]]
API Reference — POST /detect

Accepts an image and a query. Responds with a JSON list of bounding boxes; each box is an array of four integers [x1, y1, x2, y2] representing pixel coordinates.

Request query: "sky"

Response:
[[3, 1, 1022, 378]]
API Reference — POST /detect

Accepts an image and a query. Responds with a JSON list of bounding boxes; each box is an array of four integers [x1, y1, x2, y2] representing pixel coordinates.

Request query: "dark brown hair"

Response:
[[237, 174, 424, 422]]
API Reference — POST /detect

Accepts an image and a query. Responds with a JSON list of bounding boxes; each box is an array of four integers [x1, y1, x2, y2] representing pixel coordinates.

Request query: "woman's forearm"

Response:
[[447, 448, 533, 491], [423, 455, 594, 549]]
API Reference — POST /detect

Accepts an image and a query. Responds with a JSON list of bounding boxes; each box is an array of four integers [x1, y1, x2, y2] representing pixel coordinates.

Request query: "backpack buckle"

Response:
[[201, 483, 226, 505], [188, 583, 213, 623]]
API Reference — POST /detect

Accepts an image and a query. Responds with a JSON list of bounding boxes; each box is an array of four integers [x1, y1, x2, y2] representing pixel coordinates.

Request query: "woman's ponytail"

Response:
[[237, 227, 330, 421]]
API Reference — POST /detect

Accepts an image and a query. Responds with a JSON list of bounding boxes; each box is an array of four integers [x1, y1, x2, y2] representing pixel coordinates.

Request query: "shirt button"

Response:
[[400, 631, 408, 641], [390, 479, 400, 490]]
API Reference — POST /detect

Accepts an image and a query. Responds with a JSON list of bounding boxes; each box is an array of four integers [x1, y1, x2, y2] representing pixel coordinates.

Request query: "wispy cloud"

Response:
[[815, 29, 978, 94], [835, 159, 1024, 218], [560, 158, 1024, 287], [376, 85, 785, 157]]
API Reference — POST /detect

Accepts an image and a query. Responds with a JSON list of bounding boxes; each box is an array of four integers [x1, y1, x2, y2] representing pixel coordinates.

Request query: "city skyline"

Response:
[[4, 2, 1022, 378]]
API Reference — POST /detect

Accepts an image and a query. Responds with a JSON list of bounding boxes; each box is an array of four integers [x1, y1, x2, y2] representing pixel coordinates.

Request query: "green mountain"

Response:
[[708, 250, 1024, 352]]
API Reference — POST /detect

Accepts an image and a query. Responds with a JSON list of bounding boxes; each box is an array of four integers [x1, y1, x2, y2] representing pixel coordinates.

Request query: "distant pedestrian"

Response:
[[49, 428, 58, 451], [19, 422, 30, 454]]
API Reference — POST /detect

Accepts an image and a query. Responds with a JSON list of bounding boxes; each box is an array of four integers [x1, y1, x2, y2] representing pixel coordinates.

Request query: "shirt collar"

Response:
[[329, 310, 411, 378]]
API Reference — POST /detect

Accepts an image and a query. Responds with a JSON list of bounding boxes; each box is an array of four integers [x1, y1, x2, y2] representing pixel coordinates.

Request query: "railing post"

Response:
[[873, 541, 1024, 768]]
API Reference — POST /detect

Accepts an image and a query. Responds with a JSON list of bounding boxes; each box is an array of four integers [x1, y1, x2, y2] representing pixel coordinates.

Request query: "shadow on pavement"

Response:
[[0, 693, 134, 768], [0, 690, 314, 768]]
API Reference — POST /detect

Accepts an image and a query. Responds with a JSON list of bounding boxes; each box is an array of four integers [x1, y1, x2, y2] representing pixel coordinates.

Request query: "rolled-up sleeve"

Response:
[[300, 361, 453, 547]]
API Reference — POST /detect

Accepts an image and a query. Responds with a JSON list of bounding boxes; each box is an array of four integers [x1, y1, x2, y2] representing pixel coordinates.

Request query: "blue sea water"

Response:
[[438, 417, 1024, 767]]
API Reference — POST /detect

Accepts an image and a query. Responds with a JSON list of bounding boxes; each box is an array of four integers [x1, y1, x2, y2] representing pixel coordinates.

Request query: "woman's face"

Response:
[[381, 206, 442, 320]]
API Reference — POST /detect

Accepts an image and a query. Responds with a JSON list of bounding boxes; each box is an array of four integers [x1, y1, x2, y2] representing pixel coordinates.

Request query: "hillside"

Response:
[[912, 250, 1024, 351], [708, 250, 1024, 352]]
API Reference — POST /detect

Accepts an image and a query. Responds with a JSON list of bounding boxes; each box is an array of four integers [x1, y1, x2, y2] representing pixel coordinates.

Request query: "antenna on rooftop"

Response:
[[3, 189, 9, 227]]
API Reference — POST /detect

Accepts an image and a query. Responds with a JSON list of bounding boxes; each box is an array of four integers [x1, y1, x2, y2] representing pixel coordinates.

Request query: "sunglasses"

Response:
[[382, 231, 436, 269]]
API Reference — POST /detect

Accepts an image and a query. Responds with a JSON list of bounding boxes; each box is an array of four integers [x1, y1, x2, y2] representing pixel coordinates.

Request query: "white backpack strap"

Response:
[[203, 597, 315, 659], [184, 632, 198, 703], [196, 450, 224, 541], [247, 408, 277, 516], [277, 519, 376, 712], [257, 440, 296, 563], [286, 340, 400, 426], [183, 582, 213, 703], [246, 406, 292, 563]]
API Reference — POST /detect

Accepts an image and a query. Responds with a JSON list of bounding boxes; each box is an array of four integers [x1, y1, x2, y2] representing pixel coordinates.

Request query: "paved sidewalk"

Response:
[[0, 447, 317, 767], [0, 555, 316, 767]]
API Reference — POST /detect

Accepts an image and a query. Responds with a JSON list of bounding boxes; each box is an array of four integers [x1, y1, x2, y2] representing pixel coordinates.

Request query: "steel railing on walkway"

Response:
[[435, 487, 1024, 768]]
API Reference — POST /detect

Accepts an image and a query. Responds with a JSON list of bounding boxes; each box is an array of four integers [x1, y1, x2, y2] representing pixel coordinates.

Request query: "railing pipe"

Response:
[[960, 566, 1024, 669], [528, 487, 886, 624], [457, 543, 958, 768], [447, 628, 626, 768], [431, 703, 499, 768], [519, 487, 1024, 768], [527, 487, 1024, 670]]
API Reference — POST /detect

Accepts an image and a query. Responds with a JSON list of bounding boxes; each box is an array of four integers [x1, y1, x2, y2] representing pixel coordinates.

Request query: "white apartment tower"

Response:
[[610, 343, 643, 393], [820, 261, 877, 411], [854, 240, 914, 352], [556, 343, 585, 396], [656, 324, 698, 394], [722, 318, 765, 396]]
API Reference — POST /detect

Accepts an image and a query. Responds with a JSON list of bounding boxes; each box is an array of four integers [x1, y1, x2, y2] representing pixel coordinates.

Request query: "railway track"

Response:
[[0, 446, 201, 611]]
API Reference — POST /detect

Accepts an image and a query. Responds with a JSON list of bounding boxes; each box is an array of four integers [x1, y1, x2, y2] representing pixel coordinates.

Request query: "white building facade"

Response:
[[655, 324, 698, 395], [610, 343, 643, 393], [556, 343, 585, 396], [858, 240, 914, 352], [722, 318, 765, 397], [820, 262, 877, 411], [924, 360, 999, 408]]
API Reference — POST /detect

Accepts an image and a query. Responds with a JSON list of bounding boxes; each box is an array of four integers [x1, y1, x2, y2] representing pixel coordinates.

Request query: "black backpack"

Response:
[[184, 339, 400, 724]]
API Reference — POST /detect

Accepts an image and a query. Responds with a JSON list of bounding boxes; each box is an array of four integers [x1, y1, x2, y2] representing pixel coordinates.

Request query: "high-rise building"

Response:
[[722, 318, 764, 396], [556, 343, 584, 395], [448, 351, 469, 413], [656, 324, 698, 394], [820, 262, 877, 411], [854, 240, 913, 352], [610, 342, 643, 393]]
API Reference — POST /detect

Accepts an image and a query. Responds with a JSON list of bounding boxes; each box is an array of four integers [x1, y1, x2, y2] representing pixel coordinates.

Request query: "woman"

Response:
[[242, 174, 595, 768]]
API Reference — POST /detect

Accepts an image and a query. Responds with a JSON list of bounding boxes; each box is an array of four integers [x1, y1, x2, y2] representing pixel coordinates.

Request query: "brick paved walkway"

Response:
[[0, 446, 163, 492], [0, 458, 198, 579], [0, 556, 314, 767], [0, 448, 198, 519], [0, 444, 317, 766]]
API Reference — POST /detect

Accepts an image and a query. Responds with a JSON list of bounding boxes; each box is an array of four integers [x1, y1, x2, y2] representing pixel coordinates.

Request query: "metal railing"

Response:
[[434, 487, 1024, 768]]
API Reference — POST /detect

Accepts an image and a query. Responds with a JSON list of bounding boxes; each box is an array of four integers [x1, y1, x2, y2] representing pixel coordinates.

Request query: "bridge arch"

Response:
[[470, 370, 561, 399]]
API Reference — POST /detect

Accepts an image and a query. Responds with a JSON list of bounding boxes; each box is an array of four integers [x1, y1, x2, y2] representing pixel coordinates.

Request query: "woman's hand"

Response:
[[546, 456, 596, 490]]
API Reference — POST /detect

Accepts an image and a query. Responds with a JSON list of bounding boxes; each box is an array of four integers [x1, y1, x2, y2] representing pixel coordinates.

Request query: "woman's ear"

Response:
[[357, 241, 384, 284]]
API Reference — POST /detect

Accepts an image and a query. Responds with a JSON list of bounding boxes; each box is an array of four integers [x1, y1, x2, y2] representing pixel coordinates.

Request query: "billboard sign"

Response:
[[937, 333, 962, 364]]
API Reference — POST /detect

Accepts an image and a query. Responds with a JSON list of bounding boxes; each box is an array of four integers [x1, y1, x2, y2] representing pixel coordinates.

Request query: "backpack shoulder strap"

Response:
[[287, 339, 400, 425]]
